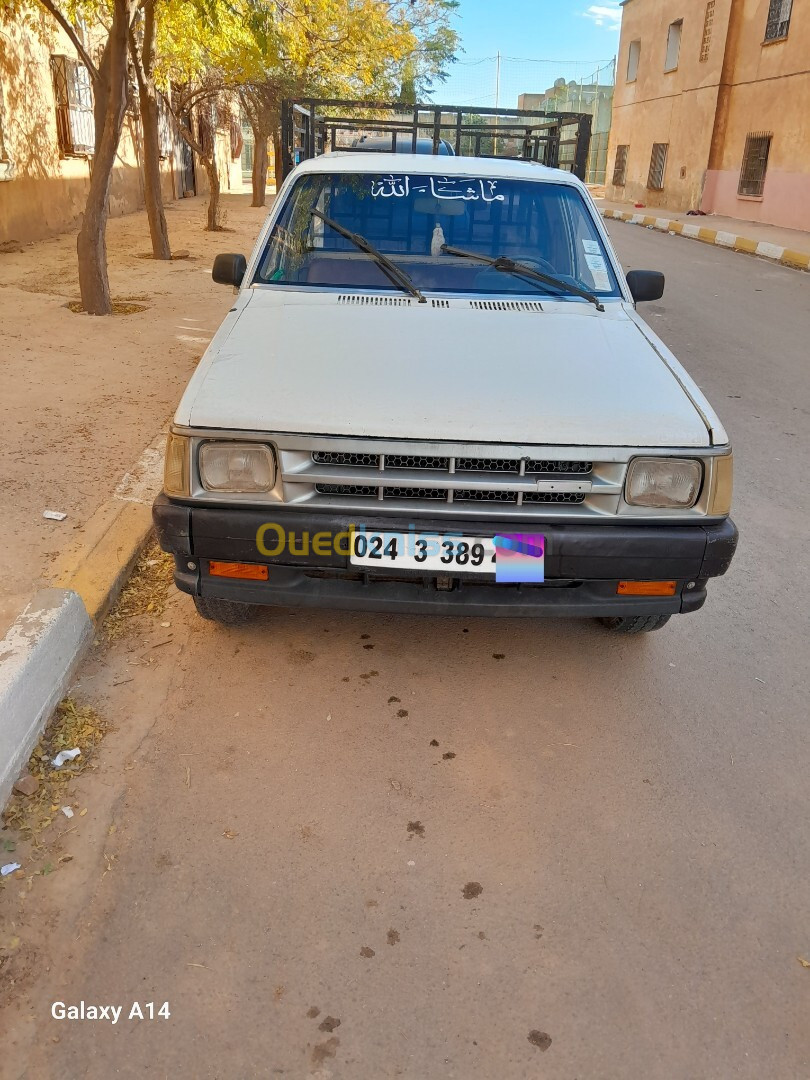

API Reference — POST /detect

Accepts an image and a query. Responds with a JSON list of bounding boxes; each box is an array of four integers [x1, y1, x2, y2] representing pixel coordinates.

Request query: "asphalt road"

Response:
[[4, 225, 810, 1080]]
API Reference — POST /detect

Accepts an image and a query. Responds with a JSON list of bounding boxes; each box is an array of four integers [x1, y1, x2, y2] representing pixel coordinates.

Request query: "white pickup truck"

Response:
[[153, 152, 737, 632]]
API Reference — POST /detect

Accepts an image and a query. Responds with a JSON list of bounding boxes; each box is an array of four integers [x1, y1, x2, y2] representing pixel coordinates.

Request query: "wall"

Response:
[[701, 0, 810, 229], [0, 16, 195, 244], [605, 0, 732, 211]]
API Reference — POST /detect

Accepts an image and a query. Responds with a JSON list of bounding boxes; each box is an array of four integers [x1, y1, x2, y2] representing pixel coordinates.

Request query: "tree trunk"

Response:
[[139, 83, 171, 259], [250, 124, 268, 207], [203, 156, 221, 231], [77, 0, 130, 315], [272, 125, 283, 195]]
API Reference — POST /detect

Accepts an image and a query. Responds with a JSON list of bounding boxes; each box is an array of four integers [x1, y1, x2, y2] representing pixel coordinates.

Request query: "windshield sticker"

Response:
[[584, 252, 610, 291], [370, 175, 505, 203], [582, 239, 601, 255]]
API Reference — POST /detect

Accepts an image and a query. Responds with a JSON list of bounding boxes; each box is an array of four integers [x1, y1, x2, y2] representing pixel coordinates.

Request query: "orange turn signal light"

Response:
[[208, 561, 268, 581], [617, 580, 677, 596]]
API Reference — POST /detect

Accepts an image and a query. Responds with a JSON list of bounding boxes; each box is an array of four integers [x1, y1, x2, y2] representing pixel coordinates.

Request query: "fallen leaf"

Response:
[[223, 829, 237, 839], [798, 957, 810, 969]]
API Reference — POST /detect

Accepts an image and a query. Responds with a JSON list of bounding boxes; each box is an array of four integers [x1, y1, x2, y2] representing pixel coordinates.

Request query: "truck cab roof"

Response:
[[292, 151, 584, 189]]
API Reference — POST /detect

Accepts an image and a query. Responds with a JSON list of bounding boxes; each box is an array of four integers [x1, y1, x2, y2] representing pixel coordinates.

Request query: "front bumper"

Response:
[[153, 495, 738, 618]]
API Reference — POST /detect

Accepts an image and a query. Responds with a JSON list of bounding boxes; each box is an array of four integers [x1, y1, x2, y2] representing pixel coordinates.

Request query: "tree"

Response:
[[241, 0, 460, 208], [2, 0, 138, 312], [129, 0, 172, 259], [154, 0, 273, 229]]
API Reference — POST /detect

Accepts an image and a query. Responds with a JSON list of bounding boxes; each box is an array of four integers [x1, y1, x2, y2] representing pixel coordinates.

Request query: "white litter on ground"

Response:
[[1, 862, 22, 876], [42, 510, 68, 521], [51, 748, 81, 768]]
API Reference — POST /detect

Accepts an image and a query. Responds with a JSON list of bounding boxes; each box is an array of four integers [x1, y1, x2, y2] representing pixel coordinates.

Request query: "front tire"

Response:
[[193, 595, 259, 625], [598, 614, 672, 634]]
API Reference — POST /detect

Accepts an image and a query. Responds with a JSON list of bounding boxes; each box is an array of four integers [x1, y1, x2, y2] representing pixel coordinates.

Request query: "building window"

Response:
[[700, 1, 715, 61], [665, 20, 683, 71], [626, 40, 641, 82], [647, 143, 668, 190], [764, 0, 792, 40], [738, 133, 772, 196], [50, 55, 95, 156], [612, 145, 629, 186]]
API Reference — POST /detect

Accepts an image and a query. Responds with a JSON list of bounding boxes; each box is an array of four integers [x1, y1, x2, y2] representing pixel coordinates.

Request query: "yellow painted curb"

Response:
[[781, 249, 810, 269], [52, 499, 153, 624], [600, 208, 810, 271]]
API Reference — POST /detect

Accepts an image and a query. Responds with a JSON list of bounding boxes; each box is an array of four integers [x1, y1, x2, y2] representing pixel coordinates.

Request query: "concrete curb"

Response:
[[0, 590, 93, 809], [599, 208, 810, 271], [0, 433, 164, 809]]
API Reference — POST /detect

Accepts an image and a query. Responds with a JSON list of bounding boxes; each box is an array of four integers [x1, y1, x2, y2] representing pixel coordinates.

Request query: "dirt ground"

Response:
[[0, 193, 269, 636]]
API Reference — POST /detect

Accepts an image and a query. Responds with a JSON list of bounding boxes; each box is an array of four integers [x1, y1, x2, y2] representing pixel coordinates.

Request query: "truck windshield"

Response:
[[253, 171, 621, 300]]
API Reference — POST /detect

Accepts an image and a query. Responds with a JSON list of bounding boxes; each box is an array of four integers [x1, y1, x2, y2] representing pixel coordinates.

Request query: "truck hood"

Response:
[[178, 291, 712, 447]]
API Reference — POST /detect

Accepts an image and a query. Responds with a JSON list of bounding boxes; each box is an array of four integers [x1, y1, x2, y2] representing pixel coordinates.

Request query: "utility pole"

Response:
[[494, 51, 501, 155]]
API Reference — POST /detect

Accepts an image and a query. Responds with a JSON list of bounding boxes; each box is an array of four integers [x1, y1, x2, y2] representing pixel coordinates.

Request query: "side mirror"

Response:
[[212, 253, 247, 287], [626, 269, 665, 303]]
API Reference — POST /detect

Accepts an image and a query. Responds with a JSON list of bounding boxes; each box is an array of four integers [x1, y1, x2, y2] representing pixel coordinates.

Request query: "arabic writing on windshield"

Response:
[[370, 175, 505, 203]]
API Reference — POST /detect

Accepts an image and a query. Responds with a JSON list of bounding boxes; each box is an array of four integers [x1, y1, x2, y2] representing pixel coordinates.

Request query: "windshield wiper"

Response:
[[441, 245, 605, 311], [311, 209, 426, 304]]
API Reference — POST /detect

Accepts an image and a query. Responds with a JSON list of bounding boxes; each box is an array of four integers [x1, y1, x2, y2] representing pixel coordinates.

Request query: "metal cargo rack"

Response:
[[280, 98, 593, 181]]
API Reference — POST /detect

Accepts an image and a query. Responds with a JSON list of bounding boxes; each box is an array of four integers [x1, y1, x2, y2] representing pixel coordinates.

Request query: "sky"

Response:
[[434, 0, 622, 108]]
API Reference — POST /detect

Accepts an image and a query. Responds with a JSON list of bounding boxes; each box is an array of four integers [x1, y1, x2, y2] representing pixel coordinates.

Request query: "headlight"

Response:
[[625, 457, 702, 508], [199, 442, 276, 492], [164, 434, 190, 496]]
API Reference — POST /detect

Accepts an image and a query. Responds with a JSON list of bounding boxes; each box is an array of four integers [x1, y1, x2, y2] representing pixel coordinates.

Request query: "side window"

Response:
[[565, 194, 615, 294], [764, 0, 792, 41], [612, 145, 629, 186], [665, 20, 683, 72], [626, 40, 641, 82], [738, 133, 771, 197], [648, 143, 669, 190], [50, 55, 95, 156]]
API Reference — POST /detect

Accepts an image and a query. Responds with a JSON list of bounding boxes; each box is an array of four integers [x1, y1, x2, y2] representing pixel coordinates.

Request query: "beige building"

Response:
[[0, 13, 243, 245], [605, 0, 810, 231]]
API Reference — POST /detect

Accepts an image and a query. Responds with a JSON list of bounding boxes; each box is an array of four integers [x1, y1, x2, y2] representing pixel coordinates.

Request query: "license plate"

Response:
[[351, 531, 497, 574]]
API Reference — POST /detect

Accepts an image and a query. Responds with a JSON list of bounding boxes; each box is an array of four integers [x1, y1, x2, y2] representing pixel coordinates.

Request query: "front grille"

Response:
[[300, 443, 606, 517], [524, 491, 585, 504], [455, 457, 519, 473], [386, 455, 449, 470], [312, 451, 592, 475], [316, 483, 377, 497], [454, 489, 517, 503], [384, 486, 446, 500], [316, 484, 586, 505], [313, 451, 378, 468], [527, 459, 592, 474]]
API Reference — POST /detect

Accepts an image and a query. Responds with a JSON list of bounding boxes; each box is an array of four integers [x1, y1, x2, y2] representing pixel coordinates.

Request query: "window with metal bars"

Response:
[[764, 0, 792, 40], [647, 143, 668, 190], [700, 1, 715, 62], [738, 133, 771, 196], [50, 55, 94, 156], [612, 144, 629, 186]]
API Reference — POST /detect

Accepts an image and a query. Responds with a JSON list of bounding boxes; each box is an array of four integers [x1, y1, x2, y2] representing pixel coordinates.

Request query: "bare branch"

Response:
[[37, 0, 99, 81]]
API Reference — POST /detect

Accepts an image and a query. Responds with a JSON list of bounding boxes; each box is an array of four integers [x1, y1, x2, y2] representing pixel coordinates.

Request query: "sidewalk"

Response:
[[595, 197, 810, 271], [0, 193, 269, 639]]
